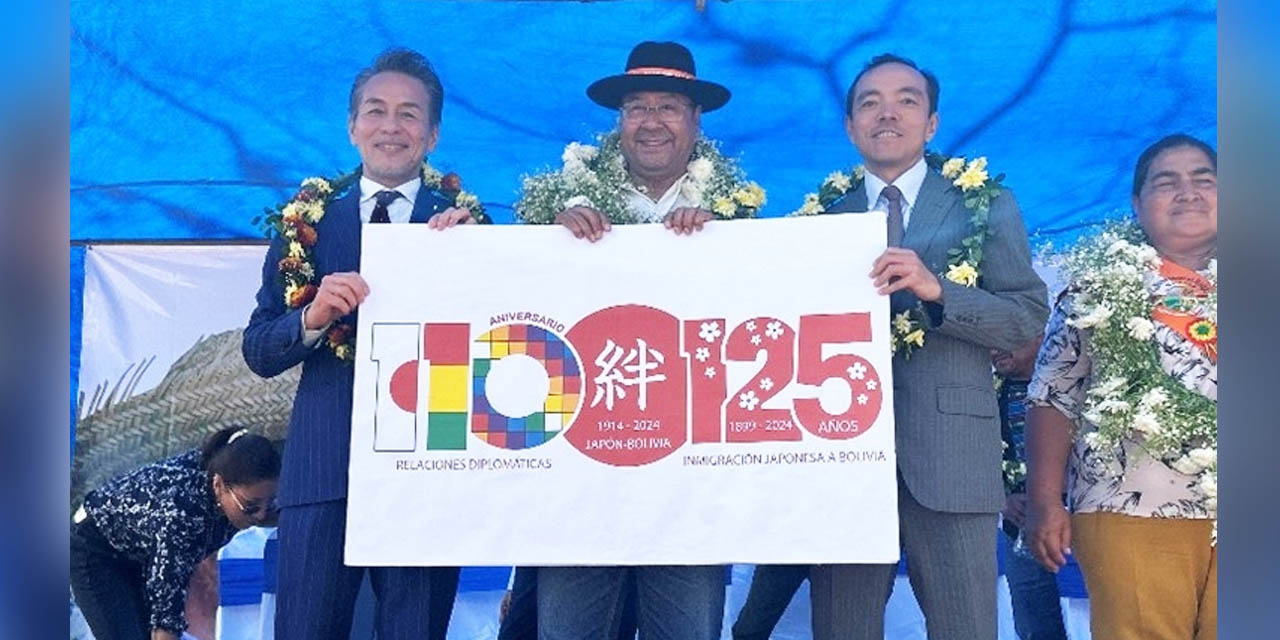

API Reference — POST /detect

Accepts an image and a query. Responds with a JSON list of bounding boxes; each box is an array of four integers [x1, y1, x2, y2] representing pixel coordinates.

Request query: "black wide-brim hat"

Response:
[[587, 41, 731, 112]]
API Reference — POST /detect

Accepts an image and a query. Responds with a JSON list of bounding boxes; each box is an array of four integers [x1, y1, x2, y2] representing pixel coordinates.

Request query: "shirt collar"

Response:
[[863, 156, 928, 210], [359, 175, 422, 204], [625, 173, 689, 205]]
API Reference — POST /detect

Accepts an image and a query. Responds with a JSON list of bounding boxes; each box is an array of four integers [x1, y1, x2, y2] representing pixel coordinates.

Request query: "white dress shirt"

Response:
[[862, 156, 928, 229], [623, 173, 698, 223], [301, 175, 424, 345], [357, 175, 422, 223]]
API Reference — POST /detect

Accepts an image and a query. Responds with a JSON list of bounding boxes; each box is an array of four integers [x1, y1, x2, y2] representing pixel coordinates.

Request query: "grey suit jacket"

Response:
[[830, 168, 1048, 513]]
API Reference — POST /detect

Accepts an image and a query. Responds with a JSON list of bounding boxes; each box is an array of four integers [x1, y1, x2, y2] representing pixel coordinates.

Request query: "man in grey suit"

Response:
[[807, 53, 1048, 639]]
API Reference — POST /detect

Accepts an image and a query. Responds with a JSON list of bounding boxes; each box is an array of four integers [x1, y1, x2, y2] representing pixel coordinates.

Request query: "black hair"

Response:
[[846, 53, 940, 116], [200, 427, 280, 486], [1132, 133, 1217, 197], [348, 47, 444, 126]]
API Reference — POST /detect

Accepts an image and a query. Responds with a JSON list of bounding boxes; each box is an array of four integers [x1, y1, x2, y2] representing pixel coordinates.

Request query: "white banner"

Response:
[[347, 215, 900, 566], [80, 244, 269, 398]]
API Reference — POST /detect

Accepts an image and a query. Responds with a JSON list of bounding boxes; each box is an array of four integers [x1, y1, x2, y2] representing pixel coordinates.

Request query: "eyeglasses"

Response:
[[620, 100, 691, 123], [227, 486, 274, 517]]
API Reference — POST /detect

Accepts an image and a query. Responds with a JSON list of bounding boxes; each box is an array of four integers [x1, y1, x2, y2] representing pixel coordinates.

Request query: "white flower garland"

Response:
[[515, 131, 765, 224], [1057, 220, 1217, 517]]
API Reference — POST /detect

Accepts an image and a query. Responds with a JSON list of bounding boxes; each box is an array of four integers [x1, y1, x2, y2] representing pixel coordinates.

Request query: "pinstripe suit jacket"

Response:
[[243, 177, 452, 508], [830, 168, 1048, 513]]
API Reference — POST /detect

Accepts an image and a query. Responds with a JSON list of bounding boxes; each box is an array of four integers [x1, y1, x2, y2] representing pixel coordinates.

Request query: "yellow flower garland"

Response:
[[790, 152, 1004, 357], [255, 162, 488, 362]]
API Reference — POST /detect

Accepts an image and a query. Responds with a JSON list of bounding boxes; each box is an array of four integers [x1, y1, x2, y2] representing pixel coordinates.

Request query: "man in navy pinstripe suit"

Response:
[[243, 48, 474, 640]]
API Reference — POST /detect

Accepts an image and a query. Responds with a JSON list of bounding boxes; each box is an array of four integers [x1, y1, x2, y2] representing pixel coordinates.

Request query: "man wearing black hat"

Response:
[[553, 40, 734, 240], [534, 41, 737, 640]]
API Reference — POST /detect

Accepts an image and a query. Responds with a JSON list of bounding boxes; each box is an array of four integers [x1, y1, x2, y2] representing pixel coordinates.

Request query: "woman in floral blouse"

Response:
[[1024, 133, 1217, 640], [71, 427, 280, 640]]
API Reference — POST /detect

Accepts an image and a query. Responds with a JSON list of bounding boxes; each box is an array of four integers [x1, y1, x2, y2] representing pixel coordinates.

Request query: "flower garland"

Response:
[[1001, 455, 1027, 493], [514, 131, 766, 224], [1056, 219, 1217, 515], [790, 153, 1003, 357], [255, 162, 489, 362]]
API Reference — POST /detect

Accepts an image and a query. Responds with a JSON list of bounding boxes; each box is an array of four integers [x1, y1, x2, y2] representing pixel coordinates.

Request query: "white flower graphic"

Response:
[[866, 379, 878, 391], [738, 390, 760, 411], [856, 393, 868, 405], [765, 321, 784, 339], [759, 377, 774, 391], [698, 321, 722, 343], [847, 362, 867, 380], [695, 347, 710, 362], [704, 366, 716, 379], [750, 334, 762, 346], [745, 320, 757, 332]]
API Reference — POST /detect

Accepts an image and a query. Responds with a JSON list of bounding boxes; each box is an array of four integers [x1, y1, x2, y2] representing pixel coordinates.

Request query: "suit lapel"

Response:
[[332, 174, 443, 271], [328, 187, 362, 271], [902, 169, 955, 257], [827, 182, 869, 214], [409, 186, 446, 223]]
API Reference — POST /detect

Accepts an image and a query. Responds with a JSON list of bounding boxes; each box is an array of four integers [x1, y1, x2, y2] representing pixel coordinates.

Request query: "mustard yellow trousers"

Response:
[[1071, 512, 1216, 640]]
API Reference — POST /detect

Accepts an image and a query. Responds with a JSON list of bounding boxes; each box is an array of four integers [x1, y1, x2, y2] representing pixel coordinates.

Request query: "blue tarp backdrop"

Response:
[[70, 0, 1217, 408], [71, 0, 1216, 239]]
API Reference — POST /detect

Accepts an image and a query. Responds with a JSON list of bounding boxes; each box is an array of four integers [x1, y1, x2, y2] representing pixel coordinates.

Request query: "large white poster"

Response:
[[75, 243, 298, 498], [79, 244, 270, 399], [347, 215, 899, 566]]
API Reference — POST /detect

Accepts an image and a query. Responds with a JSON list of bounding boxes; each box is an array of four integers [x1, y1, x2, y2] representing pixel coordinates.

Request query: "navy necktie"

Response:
[[370, 189, 402, 224], [880, 185, 904, 247]]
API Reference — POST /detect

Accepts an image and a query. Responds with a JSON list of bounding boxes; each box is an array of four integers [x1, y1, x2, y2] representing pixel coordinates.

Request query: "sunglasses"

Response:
[[226, 486, 275, 517]]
